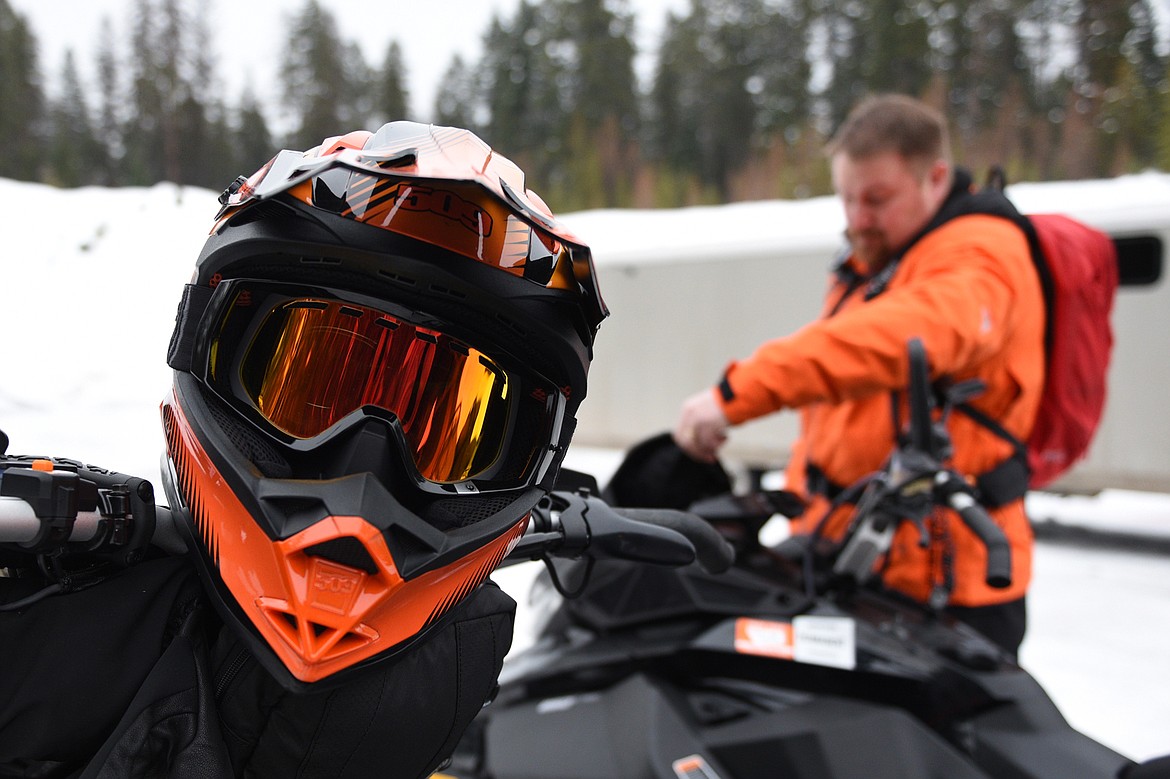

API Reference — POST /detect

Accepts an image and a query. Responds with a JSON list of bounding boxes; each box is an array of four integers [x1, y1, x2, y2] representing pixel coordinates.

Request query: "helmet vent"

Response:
[[259, 600, 376, 663], [493, 313, 526, 337], [298, 255, 343, 267], [304, 537, 379, 575], [377, 269, 418, 287], [429, 495, 516, 528], [226, 200, 289, 228], [428, 283, 467, 300]]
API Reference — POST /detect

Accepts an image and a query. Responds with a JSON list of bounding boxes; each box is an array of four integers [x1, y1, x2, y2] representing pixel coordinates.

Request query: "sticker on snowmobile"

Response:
[[734, 617, 795, 659], [793, 615, 856, 670], [672, 754, 724, 779], [733, 616, 856, 670]]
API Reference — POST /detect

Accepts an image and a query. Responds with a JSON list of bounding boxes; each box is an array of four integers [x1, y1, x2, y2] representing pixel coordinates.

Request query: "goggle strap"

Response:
[[536, 415, 577, 492], [167, 283, 215, 373]]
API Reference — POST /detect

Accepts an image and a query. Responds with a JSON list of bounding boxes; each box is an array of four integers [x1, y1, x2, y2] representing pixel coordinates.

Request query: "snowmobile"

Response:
[[441, 338, 1167, 779]]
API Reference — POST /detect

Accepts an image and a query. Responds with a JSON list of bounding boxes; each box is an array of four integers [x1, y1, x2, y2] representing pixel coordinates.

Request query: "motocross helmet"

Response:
[[160, 122, 607, 689]]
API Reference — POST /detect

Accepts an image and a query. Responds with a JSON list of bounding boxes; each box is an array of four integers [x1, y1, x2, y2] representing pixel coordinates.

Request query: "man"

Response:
[[673, 93, 1044, 654]]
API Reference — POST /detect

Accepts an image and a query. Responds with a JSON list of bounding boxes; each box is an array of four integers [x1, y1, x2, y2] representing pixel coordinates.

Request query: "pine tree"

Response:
[[694, 0, 767, 197], [157, 0, 186, 183], [482, 3, 559, 159], [47, 50, 103, 187], [649, 0, 812, 200], [5, 0, 1170, 198], [94, 17, 122, 185], [1072, 0, 1163, 174], [433, 54, 483, 131], [280, 0, 372, 148], [1103, 0, 1167, 169], [0, 0, 45, 181], [232, 85, 276, 176], [544, 0, 642, 208], [375, 41, 411, 123], [127, 0, 163, 182], [648, 10, 704, 178], [932, 0, 1035, 174], [817, 1, 871, 128], [867, 0, 931, 95], [752, 0, 811, 139], [556, 0, 639, 133], [1158, 58, 1170, 171]]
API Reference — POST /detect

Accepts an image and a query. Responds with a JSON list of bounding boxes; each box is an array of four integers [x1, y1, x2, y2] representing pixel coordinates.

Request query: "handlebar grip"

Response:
[[0, 496, 102, 544], [151, 506, 188, 555], [0, 497, 186, 553], [948, 491, 1012, 589], [617, 507, 736, 574]]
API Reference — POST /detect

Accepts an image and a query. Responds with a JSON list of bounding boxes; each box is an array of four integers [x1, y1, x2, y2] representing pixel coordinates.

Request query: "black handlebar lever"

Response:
[[504, 488, 735, 597], [937, 474, 1013, 589]]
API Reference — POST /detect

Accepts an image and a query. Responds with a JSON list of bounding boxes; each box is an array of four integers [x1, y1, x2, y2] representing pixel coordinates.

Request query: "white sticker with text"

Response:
[[793, 615, 856, 670]]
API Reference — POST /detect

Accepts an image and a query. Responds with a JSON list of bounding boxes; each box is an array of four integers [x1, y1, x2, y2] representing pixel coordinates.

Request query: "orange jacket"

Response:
[[717, 212, 1045, 607]]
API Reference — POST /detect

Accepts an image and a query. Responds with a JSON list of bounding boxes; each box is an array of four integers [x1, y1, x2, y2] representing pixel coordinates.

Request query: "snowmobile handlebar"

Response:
[[0, 455, 738, 581], [0, 456, 186, 562], [507, 489, 735, 574], [829, 338, 1012, 592]]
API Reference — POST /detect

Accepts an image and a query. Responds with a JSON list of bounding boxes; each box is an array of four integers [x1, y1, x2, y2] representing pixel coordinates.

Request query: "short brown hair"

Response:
[[825, 93, 950, 167]]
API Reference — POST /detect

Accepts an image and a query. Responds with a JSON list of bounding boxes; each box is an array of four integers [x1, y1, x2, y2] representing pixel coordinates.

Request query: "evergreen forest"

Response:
[[1, 0, 1167, 210]]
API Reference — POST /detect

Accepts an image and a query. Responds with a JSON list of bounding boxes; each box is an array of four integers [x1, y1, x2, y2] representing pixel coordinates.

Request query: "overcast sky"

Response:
[[10, 0, 688, 122]]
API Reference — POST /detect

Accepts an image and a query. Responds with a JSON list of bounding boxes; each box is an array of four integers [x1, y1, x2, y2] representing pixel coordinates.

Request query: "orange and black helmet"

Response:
[[160, 122, 607, 689]]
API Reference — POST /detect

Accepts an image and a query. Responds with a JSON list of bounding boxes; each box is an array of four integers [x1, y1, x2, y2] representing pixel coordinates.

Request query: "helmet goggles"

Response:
[[193, 278, 567, 492]]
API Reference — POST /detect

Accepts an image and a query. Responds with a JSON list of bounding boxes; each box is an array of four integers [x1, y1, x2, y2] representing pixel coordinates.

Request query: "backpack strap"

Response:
[[852, 165, 1038, 506], [953, 400, 1030, 507], [980, 167, 1057, 356]]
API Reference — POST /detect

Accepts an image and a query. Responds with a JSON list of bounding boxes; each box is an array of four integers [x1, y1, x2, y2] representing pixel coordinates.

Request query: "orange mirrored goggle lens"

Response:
[[244, 300, 506, 483], [204, 284, 560, 486]]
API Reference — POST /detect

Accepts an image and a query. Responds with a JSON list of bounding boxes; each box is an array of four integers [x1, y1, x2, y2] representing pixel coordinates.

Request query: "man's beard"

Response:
[[845, 228, 894, 271]]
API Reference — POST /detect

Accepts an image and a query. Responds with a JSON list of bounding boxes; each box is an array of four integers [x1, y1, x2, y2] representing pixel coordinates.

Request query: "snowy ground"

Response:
[[1, 178, 1167, 765]]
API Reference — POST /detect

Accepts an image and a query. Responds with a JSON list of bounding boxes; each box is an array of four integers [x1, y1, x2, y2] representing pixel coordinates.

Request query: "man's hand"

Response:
[[673, 388, 730, 463]]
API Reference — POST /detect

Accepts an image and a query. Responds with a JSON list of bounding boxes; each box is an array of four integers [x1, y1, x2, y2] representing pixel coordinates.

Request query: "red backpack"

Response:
[[1018, 212, 1118, 487]]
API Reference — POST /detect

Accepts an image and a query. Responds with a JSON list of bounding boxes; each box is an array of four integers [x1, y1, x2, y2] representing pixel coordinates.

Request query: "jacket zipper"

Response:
[[214, 645, 251, 701]]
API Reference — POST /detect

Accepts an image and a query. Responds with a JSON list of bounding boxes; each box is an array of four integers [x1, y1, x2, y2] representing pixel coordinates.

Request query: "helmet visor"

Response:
[[197, 279, 565, 489], [217, 143, 607, 338]]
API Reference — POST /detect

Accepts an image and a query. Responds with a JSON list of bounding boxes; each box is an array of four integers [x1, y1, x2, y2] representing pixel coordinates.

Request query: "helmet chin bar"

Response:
[[248, 511, 525, 685]]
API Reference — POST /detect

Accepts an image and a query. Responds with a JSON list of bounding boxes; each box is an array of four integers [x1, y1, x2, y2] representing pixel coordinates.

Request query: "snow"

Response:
[[1, 177, 1168, 764]]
